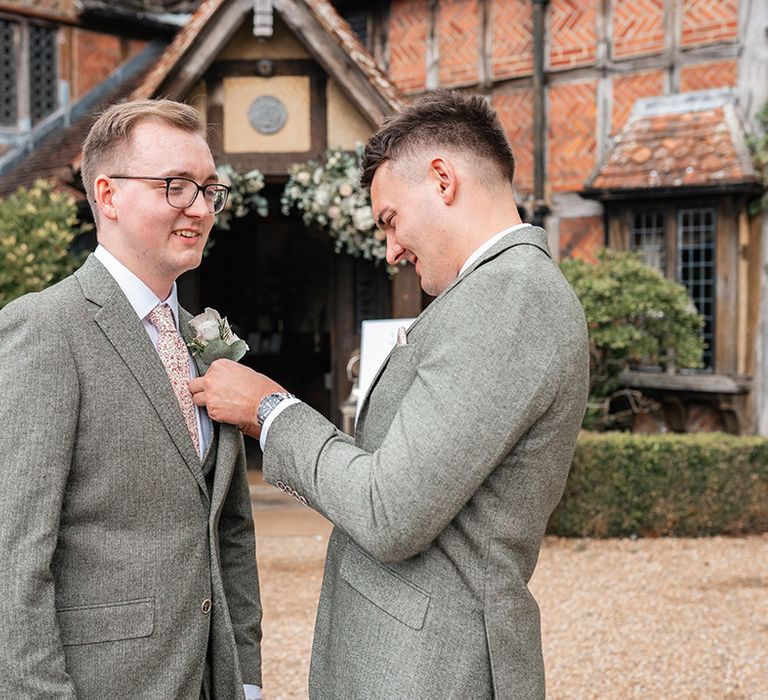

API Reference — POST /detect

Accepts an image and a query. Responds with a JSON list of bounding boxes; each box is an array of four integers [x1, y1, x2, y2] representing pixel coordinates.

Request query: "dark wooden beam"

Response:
[[619, 371, 751, 394], [391, 265, 423, 318], [274, 0, 388, 126], [158, 0, 252, 99]]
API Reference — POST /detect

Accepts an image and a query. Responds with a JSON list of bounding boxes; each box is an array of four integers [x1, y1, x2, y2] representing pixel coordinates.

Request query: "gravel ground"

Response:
[[253, 507, 768, 699]]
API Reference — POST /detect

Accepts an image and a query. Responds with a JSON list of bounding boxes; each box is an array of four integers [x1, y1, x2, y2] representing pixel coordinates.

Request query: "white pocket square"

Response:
[[396, 326, 408, 347]]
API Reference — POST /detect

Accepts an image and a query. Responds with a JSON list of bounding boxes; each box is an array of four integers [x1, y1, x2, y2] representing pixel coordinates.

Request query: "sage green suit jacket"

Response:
[[0, 255, 262, 699], [263, 226, 589, 699]]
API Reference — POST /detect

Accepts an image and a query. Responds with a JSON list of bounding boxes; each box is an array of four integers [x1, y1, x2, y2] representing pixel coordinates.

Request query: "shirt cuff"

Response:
[[243, 684, 262, 700], [259, 397, 301, 450]]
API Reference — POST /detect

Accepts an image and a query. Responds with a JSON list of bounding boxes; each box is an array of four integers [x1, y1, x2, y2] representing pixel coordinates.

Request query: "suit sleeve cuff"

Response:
[[259, 397, 301, 450]]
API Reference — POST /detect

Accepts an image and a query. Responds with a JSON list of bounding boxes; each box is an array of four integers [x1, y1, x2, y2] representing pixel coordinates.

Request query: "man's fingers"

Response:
[[188, 377, 207, 406]]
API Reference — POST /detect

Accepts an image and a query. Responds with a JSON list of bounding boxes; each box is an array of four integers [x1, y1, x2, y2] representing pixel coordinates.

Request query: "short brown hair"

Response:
[[361, 90, 515, 189], [81, 99, 206, 220]]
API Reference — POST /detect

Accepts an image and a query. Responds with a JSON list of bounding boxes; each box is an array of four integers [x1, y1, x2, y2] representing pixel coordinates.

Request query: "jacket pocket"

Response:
[[57, 597, 155, 646], [339, 542, 429, 631]]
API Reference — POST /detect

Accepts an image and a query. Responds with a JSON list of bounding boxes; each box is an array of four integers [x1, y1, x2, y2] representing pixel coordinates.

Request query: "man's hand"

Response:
[[189, 360, 286, 439]]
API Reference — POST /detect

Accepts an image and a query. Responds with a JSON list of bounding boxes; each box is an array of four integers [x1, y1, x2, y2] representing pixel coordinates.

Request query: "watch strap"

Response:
[[257, 392, 296, 427]]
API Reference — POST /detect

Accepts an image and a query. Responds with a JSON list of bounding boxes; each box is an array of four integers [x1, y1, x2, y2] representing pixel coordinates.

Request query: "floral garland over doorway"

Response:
[[281, 147, 394, 272], [215, 164, 269, 231], [215, 149, 396, 274]]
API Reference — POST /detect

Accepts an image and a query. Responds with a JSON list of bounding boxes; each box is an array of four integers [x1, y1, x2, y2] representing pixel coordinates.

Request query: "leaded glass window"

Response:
[[29, 23, 57, 124], [677, 207, 716, 369], [0, 19, 17, 127], [629, 210, 666, 273]]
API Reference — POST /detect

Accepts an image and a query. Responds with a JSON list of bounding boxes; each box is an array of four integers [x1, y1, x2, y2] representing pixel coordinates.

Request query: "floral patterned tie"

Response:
[[147, 304, 200, 456]]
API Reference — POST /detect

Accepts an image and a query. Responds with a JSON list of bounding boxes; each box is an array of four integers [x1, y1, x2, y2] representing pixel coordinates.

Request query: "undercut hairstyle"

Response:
[[81, 99, 206, 220], [361, 90, 515, 189]]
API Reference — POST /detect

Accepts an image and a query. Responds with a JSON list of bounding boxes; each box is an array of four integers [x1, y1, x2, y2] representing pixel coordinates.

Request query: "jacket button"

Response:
[[201, 598, 212, 614]]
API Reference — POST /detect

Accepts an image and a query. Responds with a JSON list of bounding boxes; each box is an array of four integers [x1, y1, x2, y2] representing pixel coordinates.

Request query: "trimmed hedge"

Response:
[[547, 433, 768, 537]]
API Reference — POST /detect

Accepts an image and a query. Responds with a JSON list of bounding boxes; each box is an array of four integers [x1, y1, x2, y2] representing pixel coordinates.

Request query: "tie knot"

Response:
[[147, 304, 176, 333]]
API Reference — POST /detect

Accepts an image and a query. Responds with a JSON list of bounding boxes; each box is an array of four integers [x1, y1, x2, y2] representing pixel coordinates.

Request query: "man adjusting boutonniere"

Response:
[[189, 90, 588, 699], [188, 307, 249, 364]]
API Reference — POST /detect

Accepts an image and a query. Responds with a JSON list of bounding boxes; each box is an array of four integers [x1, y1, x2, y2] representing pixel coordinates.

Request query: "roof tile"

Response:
[[587, 90, 759, 192]]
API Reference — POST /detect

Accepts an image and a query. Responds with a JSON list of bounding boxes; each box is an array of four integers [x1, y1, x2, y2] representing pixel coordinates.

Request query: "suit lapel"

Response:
[[209, 424, 240, 516], [76, 256, 208, 497], [358, 226, 552, 419], [179, 308, 211, 376], [406, 225, 551, 337]]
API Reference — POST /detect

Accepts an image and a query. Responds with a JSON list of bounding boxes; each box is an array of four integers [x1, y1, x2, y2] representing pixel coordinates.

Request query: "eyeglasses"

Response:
[[109, 175, 231, 214]]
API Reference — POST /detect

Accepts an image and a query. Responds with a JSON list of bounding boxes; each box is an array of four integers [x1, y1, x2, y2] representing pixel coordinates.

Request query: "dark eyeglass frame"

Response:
[[108, 175, 231, 214]]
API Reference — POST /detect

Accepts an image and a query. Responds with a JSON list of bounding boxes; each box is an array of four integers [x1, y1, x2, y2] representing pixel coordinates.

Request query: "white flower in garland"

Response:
[[215, 164, 269, 231], [280, 146, 397, 273]]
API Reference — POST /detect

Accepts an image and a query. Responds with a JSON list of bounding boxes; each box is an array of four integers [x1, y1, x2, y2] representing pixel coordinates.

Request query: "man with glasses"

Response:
[[0, 99, 263, 699]]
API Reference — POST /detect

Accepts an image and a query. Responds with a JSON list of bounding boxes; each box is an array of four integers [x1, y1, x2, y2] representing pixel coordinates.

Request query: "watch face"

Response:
[[258, 392, 294, 427]]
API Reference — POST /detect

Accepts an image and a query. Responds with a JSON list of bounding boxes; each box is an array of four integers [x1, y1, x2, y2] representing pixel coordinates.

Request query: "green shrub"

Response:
[[548, 433, 768, 537], [560, 249, 705, 429], [0, 179, 88, 310]]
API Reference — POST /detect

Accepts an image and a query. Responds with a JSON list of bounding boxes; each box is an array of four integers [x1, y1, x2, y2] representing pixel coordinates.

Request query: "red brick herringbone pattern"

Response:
[[550, 0, 597, 69], [491, 0, 533, 79], [492, 88, 534, 194], [73, 29, 123, 98], [611, 70, 664, 134], [682, 0, 738, 47], [612, 0, 665, 59], [559, 216, 603, 263], [389, 0, 428, 93], [549, 80, 597, 191], [438, 0, 479, 86], [680, 60, 738, 92]]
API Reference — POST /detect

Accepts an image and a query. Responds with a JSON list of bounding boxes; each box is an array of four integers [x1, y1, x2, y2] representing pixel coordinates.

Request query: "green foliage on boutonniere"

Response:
[[188, 307, 249, 364]]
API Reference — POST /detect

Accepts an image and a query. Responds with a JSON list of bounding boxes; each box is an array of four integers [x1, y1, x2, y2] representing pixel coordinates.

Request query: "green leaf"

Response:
[[560, 249, 705, 410], [226, 339, 248, 362], [202, 338, 230, 364], [0, 179, 88, 310]]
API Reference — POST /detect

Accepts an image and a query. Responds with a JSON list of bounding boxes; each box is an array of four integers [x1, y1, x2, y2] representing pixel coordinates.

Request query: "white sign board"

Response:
[[357, 318, 416, 416]]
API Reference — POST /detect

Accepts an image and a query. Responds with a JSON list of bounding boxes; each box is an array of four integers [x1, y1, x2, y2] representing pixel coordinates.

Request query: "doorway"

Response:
[[183, 183, 333, 465]]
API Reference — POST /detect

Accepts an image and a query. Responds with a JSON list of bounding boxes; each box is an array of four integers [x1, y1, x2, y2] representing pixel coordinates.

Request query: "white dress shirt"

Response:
[[94, 246, 261, 699], [259, 223, 533, 451]]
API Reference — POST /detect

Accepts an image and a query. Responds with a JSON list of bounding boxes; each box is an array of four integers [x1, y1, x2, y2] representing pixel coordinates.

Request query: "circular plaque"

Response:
[[248, 96, 287, 135]]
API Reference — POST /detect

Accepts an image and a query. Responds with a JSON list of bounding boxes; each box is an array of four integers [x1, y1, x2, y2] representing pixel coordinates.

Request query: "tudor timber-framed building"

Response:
[[0, 0, 767, 435]]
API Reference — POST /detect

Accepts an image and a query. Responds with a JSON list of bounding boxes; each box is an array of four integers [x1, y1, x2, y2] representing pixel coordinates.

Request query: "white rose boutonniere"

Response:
[[188, 307, 249, 363]]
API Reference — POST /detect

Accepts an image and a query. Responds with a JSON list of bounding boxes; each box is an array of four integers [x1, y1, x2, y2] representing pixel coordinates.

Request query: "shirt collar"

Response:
[[94, 244, 180, 327], [458, 223, 532, 277]]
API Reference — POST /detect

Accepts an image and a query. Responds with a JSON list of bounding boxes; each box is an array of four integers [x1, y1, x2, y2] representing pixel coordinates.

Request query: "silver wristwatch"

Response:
[[257, 392, 296, 428]]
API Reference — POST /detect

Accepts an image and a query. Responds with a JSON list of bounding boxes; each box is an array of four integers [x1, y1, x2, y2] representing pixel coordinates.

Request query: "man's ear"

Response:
[[94, 175, 118, 221], [429, 157, 457, 205]]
